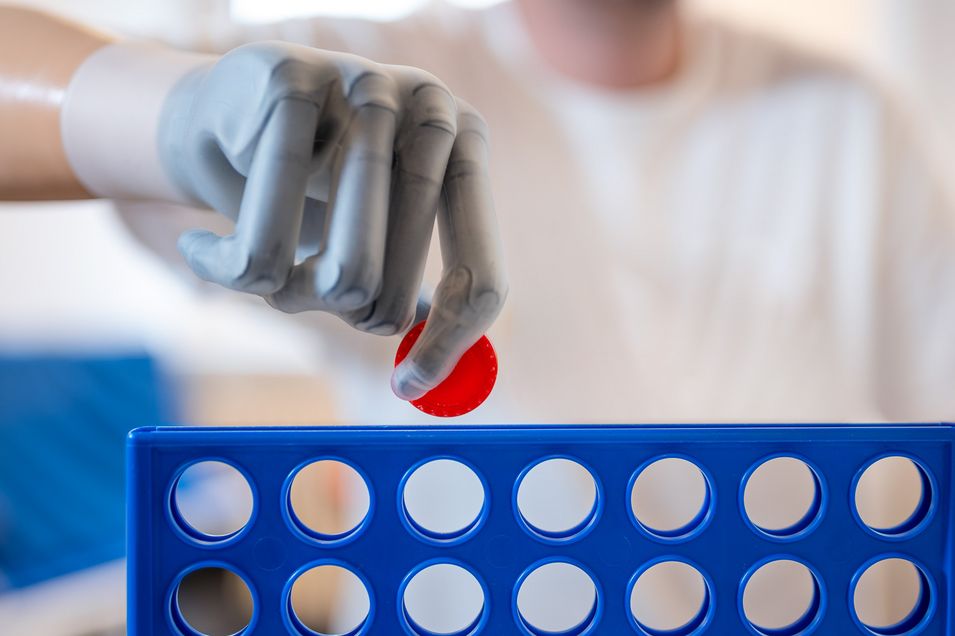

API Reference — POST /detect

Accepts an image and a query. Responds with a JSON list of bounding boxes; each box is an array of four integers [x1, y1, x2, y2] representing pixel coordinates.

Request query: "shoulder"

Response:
[[696, 18, 948, 208], [700, 16, 894, 125]]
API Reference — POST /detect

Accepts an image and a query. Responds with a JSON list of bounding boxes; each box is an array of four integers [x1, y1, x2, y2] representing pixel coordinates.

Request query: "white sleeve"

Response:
[[869, 99, 955, 419]]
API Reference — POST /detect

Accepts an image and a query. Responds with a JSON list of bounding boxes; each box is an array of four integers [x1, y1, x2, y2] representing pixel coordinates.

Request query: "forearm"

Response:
[[0, 7, 112, 200]]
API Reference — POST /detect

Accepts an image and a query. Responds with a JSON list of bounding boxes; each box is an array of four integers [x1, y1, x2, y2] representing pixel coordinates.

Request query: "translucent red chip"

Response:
[[394, 321, 498, 417]]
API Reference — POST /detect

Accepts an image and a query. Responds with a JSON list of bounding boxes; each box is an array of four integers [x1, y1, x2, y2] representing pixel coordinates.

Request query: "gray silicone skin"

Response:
[[157, 42, 507, 400]]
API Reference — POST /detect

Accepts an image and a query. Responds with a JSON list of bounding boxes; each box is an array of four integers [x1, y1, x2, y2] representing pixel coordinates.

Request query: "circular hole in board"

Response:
[[401, 562, 487, 636], [629, 560, 712, 636], [515, 561, 600, 636], [288, 459, 371, 541], [172, 460, 254, 542], [629, 457, 711, 541], [402, 458, 487, 542], [515, 458, 599, 542], [742, 456, 823, 538], [853, 557, 933, 635], [173, 567, 254, 636], [854, 456, 934, 537], [741, 559, 824, 636], [287, 564, 371, 636]]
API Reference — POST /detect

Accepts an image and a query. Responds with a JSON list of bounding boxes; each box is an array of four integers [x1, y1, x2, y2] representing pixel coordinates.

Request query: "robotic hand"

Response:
[[62, 41, 507, 400]]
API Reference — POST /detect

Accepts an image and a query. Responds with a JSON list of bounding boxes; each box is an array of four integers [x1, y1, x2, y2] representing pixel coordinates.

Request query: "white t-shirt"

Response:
[[123, 1, 955, 424]]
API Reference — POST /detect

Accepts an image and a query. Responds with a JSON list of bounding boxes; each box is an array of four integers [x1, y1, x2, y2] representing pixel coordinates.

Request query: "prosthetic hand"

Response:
[[61, 41, 507, 400]]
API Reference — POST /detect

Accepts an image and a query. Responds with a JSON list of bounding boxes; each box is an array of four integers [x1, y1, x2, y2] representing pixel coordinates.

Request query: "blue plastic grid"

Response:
[[127, 424, 954, 635]]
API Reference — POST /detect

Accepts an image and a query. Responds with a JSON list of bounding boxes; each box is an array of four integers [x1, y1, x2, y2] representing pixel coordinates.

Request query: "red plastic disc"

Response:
[[394, 321, 498, 417]]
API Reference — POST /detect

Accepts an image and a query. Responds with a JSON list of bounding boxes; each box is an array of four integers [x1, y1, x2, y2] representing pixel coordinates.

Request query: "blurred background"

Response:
[[0, 0, 952, 634]]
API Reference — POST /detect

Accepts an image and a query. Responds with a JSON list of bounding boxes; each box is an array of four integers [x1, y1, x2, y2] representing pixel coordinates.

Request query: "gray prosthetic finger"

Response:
[[174, 148, 245, 268], [264, 254, 328, 313], [178, 150, 246, 222], [345, 82, 457, 335], [310, 73, 399, 311], [178, 98, 320, 295], [391, 102, 508, 401], [296, 197, 328, 262]]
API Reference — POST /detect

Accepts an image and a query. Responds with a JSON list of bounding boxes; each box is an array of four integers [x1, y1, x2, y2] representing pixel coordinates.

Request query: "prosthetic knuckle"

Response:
[[232, 246, 291, 294], [348, 145, 395, 168], [436, 265, 506, 327], [409, 83, 457, 136], [446, 141, 490, 182], [354, 299, 416, 336], [219, 42, 322, 105], [221, 42, 302, 84], [432, 266, 481, 324], [389, 65, 446, 90], [267, 290, 322, 315], [455, 99, 490, 139], [457, 103, 491, 152], [315, 260, 383, 311], [471, 272, 508, 323], [264, 293, 305, 315], [347, 71, 400, 114], [444, 156, 486, 183], [390, 306, 418, 334], [264, 266, 318, 314]]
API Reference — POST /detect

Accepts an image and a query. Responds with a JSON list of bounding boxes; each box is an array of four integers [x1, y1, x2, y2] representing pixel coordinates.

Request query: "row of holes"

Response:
[[173, 555, 934, 636], [171, 454, 935, 546]]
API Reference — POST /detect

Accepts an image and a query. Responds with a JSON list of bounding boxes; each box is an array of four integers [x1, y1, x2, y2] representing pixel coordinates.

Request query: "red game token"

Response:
[[394, 321, 498, 417]]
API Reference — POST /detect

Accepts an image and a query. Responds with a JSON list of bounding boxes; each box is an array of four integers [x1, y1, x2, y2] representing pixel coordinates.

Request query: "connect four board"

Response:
[[127, 424, 954, 635]]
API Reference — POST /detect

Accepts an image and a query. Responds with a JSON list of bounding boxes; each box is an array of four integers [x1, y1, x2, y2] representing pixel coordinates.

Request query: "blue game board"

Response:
[[126, 424, 952, 635]]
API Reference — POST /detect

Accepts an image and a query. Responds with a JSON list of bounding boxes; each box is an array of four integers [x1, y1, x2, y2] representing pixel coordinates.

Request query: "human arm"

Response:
[[0, 7, 110, 200]]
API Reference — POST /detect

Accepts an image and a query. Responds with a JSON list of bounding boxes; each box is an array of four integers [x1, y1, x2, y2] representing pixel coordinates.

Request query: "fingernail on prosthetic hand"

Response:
[[61, 42, 508, 400]]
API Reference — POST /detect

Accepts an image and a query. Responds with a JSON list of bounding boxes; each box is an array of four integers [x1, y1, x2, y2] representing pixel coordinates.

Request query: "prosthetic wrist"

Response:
[[60, 41, 214, 205]]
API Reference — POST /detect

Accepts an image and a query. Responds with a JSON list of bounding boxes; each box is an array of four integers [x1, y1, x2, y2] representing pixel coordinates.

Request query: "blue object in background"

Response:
[[0, 354, 173, 589], [127, 424, 955, 635]]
